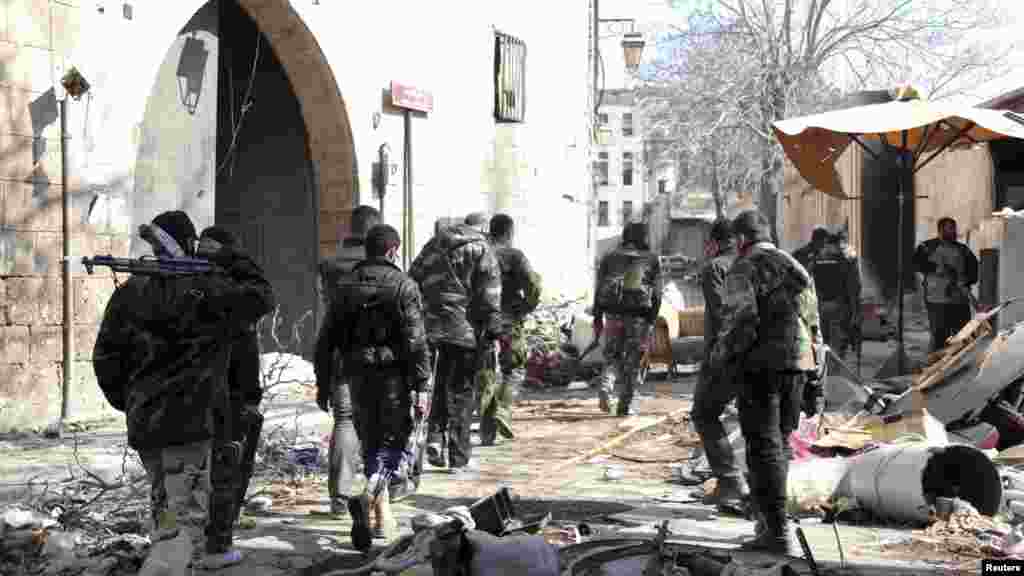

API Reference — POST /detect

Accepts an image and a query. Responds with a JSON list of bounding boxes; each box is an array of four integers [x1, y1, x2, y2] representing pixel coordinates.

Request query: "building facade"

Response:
[[0, 0, 595, 432], [593, 88, 677, 255]]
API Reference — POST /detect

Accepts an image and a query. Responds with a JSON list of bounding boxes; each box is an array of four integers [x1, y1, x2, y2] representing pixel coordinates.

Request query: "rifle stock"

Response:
[[81, 254, 222, 276]]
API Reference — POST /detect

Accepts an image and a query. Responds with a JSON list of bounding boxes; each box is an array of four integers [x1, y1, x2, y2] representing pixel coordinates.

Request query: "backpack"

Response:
[[339, 268, 402, 369], [595, 249, 657, 316]]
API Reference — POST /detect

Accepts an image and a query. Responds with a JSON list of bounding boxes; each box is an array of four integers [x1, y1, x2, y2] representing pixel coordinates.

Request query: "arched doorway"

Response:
[[134, 0, 356, 357]]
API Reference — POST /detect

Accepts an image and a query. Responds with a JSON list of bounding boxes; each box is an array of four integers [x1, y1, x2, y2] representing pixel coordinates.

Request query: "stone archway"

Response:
[[233, 0, 356, 258]]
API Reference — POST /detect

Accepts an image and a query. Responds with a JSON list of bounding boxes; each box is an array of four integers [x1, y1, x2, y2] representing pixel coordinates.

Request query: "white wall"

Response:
[[68, 0, 593, 298]]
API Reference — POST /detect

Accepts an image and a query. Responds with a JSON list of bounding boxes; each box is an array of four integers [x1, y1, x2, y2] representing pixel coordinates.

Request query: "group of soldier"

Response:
[[693, 210, 980, 554], [312, 207, 544, 552], [90, 200, 981, 569], [91, 206, 542, 570]]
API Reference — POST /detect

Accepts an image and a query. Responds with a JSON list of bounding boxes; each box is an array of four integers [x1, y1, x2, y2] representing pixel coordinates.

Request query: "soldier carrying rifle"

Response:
[[93, 211, 275, 572]]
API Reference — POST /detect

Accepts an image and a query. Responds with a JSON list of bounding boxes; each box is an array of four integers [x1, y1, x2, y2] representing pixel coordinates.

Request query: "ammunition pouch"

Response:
[[351, 345, 397, 369]]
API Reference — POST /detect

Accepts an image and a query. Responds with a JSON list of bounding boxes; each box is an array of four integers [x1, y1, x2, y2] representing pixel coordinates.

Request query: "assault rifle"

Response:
[[81, 255, 224, 276]]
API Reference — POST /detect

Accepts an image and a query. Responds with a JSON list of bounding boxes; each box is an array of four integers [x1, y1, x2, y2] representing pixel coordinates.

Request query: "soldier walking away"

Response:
[[409, 212, 502, 477], [93, 211, 275, 573], [315, 205, 381, 515], [197, 227, 272, 569], [592, 222, 662, 417], [803, 227, 863, 359], [315, 224, 432, 551], [708, 209, 824, 554], [691, 218, 749, 514], [479, 213, 543, 446], [913, 217, 979, 352], [791, 226, 829, 271]]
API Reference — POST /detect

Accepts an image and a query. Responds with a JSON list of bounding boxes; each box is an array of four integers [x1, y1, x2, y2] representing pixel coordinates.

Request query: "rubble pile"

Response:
[[0, 506, 152, 576], [523, 299, 593, 388]]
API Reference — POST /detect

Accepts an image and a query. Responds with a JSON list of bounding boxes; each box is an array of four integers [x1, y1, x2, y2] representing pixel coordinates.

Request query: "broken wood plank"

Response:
[[916, 334, 986, 392], [551, 407, 690, 472]]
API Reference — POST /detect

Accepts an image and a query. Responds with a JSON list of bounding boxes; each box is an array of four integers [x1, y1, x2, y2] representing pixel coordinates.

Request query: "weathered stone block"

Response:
[[0, 362, 61, 433], [74, 276, 114, 325], [30, 324, 61, 362], [74, 323, 96, 361], [32, 231, 61, 275], [0, 229, 13, 275], [5, 275, 41, 323], [0, 325, 29, 363], [8, 0, 53, 49], [37, 275, 61, 323]]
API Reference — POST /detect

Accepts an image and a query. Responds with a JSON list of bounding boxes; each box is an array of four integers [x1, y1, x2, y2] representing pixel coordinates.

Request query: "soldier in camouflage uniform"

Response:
[[94, 211, 275, 573], [316, 225, 432, 550], [315, 205, 381, 514], [593, 222, 662, 417], [478, 214, 542, 446], [692, 218, 749, 512], [409, 213, 502, 476], [197, 227, 271, 569], [707, 210, 824, 554]]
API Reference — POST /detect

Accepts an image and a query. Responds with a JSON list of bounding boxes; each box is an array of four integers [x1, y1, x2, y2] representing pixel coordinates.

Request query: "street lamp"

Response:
[[621, 32, 646, 72]]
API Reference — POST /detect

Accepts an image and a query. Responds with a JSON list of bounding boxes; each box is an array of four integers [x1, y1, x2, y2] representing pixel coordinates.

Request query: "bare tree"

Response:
[[640, 0, 1010, 231]]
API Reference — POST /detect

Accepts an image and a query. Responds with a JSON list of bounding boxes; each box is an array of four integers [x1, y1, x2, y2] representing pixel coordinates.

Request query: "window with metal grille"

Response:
[[622, 152, 634, 186], [595, 152, 609, 186], [494, 31, 527, 123], [622, 113, 633, 136], [658, 179, 667, 194], [622, 200, 633, 223], [598, 201, 610, 227]]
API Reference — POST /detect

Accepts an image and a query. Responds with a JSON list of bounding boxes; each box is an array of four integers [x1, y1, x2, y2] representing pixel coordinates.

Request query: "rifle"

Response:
[[236, 408, 264, 511], [82, 255, 224, 276], [378, 351, 440, 500]]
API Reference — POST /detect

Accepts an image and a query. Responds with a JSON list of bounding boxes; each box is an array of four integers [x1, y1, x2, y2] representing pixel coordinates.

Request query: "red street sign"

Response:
[[390, 81, 433, 113]]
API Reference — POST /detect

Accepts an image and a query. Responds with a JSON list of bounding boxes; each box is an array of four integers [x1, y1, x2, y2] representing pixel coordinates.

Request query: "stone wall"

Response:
[[0, 1, 127, 432]]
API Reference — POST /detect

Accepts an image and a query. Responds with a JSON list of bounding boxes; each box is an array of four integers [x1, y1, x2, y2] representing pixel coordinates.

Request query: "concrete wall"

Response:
[[0, 0, 594, 431]]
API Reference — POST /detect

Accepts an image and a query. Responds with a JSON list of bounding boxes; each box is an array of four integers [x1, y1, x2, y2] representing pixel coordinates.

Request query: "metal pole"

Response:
[[60, 97, 73, 426], [896, 133, 907, 375], [403, 109, 412, 269], [588, 0, 599, 260]]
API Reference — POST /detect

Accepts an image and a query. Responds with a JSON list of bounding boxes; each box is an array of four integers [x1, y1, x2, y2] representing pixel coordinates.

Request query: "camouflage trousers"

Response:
[[598, 315, 653, 410], [139, 440, 212, 570], [479, 321, 528, 442]]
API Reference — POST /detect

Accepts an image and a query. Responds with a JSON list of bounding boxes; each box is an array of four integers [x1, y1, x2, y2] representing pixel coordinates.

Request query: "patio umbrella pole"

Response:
[[895, 151, 906, 376]]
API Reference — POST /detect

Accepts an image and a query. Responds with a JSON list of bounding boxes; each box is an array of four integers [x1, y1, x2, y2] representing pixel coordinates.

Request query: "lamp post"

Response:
[[589, 2, 645, 264], [58, 67, 90, 432]]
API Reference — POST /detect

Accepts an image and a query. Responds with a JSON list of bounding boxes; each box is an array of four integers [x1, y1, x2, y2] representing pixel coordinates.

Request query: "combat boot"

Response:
[[426, 441, 446, 468], [713, 475, 750, 516], [740, 516, 793, 555], [371, 484, 397, 542], [598, 388, 614, 414], [615, 397, 635, 417]]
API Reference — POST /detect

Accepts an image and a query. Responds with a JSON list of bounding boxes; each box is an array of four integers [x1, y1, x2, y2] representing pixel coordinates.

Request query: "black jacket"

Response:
[[315, 259, 432, 394], [93, 248, 275, 451]]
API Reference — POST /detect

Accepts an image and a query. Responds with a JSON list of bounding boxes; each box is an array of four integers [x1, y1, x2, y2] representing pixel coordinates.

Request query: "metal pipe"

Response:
[[402, 109, 412, 269], [896, 131, 907, 375], [60, 97, 73, 426]]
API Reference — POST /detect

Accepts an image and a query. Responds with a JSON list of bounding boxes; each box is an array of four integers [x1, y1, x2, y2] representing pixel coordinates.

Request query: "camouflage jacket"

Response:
[[409, 224, 502, 349], [492, 243, 542, 321], [913, 238, 979, 305], [315, 259, 432, 393], [710, 242, 822, 374], [93, 249, 275, 451], [593, 244, 663, 324], [701, 245, 737, 358]]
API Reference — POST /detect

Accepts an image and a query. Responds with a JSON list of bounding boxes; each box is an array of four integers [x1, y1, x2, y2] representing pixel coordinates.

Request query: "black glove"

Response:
[[802, 382, 825, 417]]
